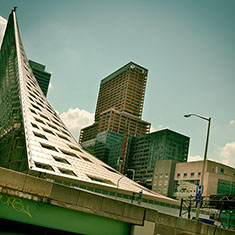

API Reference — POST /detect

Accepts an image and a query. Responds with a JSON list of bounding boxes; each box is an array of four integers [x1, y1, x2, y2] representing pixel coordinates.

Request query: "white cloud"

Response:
[[188, 155, 203, 162], [229, 120, 235, 125], [219, 142, 235, 168], [150, 124, 169, 133], [0, 16, 7, 47], [60, 108, 94, 140]]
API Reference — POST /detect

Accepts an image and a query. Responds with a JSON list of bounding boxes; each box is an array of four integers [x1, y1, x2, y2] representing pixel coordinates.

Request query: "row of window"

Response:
[[177, 172, 201, 178], [176, 167, 229, 179], [35, 161, 116, 187], [155, 173, 169, 178]]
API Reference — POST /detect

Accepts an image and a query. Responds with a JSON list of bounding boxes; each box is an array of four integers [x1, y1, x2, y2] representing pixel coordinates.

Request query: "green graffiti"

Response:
[[0, 193, 32, 217]]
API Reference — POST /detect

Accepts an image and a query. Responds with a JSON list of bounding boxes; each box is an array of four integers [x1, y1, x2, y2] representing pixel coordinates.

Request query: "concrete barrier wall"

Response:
[[131, 209, 234, 235], [0, 167, 145, 225], [0, 167, 233, 235]]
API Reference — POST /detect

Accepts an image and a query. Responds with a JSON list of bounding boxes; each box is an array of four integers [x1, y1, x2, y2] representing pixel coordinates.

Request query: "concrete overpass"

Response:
[[0, 167, 233, 235]]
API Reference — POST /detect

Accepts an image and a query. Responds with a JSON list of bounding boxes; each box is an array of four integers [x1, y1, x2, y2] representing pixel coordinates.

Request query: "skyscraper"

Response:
[[128, 129, 190, 188], [95, 62, 148, 121], [29, 60, 51, 97], [0, 9, 160, 199], [79, 62, 151, 171]]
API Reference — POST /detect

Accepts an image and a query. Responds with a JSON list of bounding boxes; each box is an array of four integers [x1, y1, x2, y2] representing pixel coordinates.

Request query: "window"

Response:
[[177, 173, 180, 178], [80, 156, 93, 163], [103, 166, 117, 173], [31, 123, 39, 129], [165, 173, 169, 178], [29, 92, 37, 99], [29, 108, 37, 114], [183, 173, 187, 178], [61, 130, 70, 137], [68, 145, 82, 152], [42, 128, 54, 135], [39, 113, 49, 121], [190, 172, 195, 178], [35, 117, 45, 125], [60, 149, 79, 158], [31, 103, 41, 111], [217, 179, 235, 195], [58, 168, 76, 176], [40, 143, 58, 152], [47, 123, 59, 131], [36, 101, 44, 108], [87, 175, 115, 185], [220, 168, 224, 174], [33, 132, 47, 140], [35, 162, 54, 171], [57, 134, 70, 141], [52, 156, 70, 165], [198, 172, 201, 177]]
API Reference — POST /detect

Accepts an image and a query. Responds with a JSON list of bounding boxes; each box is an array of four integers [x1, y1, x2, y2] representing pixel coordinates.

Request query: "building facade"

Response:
[[94, 62, 148, 121], [82, 131, 124, 166], [173, 160, 235, 199], [79, 62, 151, 170], [152, 159, 178, 197], [152, 159, 235, 199], [128, 129, 190, 188], [29, 60, 51, 97]]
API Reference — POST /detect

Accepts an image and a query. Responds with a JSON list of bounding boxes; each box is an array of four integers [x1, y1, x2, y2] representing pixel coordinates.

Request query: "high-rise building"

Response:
[[128, 129, 190, 188], [0, 9, 163, 199], [80, 62, 150, 141], [79, 62, 151, 170], [95, 62, 148, 121], [95, 131, 124, 165], [28, 60, 51, 97]]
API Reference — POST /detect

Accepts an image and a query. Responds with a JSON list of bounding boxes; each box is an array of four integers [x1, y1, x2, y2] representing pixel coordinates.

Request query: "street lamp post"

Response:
[[117, 174, 125, 189], [116, 174, 125, 198], [184, 113, 211, 220]]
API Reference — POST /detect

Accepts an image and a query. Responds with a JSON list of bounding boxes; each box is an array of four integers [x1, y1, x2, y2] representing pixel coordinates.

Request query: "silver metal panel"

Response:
[[1, 10, 174, 201]]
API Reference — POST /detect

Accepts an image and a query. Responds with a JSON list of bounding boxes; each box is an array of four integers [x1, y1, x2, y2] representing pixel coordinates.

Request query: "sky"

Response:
[[1, 0, 235, 168]]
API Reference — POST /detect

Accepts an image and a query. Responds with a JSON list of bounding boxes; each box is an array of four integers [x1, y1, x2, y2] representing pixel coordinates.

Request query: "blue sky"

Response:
[[1, 0, 235, 167]]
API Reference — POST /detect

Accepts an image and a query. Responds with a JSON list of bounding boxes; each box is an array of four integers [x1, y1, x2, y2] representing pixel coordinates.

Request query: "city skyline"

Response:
[[0, 0, 234, 167]]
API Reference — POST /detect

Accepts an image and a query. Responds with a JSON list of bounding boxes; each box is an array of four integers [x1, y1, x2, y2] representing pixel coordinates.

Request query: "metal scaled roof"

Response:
[[0, 9, 177, 204]]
